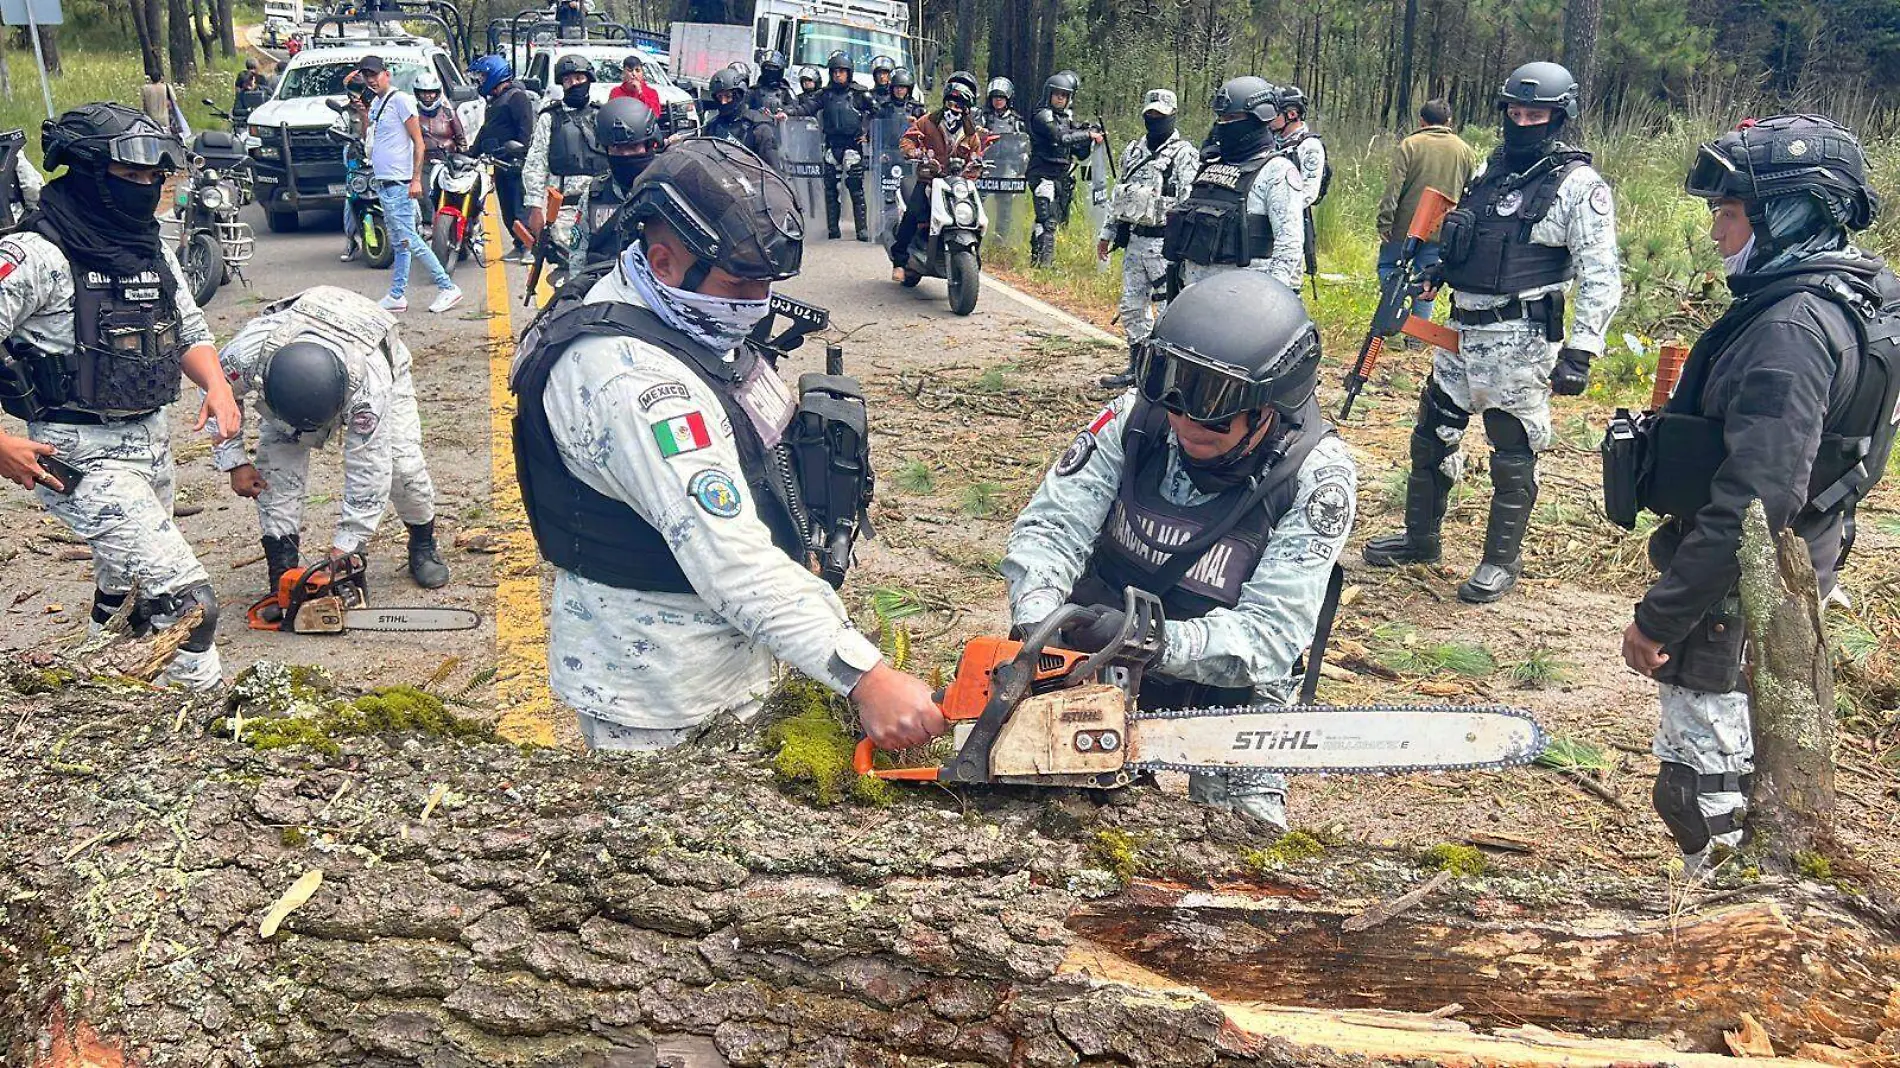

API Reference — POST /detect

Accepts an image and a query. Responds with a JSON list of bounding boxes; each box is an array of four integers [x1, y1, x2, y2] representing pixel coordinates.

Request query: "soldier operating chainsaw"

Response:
[[1001, 272, 1359, 831], [0, 103, 240, 691], [511, 138, 945, 753], [211, 285, 450, 599]]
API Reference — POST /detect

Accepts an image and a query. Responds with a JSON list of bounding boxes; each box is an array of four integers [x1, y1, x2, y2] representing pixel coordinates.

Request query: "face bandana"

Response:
[[942, 106, 964, 135], [1722, 232, 1756, 277], [105, 173, 166, 221], [621, 240, 771, 354], [1144, 113, 1176, 149], [609, 152, 652, 187], [564, 82, 592, 109], [1501, 119, 1555, 165]]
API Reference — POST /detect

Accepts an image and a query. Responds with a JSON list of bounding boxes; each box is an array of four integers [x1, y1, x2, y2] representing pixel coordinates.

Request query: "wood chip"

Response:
[[419, 782, 449, 823], [259, 869, 323, 939], [230, 551, 268, 570], [1416, 679, 1464, 697], [10, 588, 42, 608], [1426, 1003, 1464, 1018], [56, 548, 91, 562], [1722, 1012, 1775, 1057], [171, 502, 206, 518], [1341, 870, 1453, 934], [1792, 1043, 1860, 1067], [1467, 831, 1536, 854]]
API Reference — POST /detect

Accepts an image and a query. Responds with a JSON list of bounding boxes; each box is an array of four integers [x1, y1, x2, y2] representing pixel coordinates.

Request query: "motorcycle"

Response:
[[896, 153, 987, 316], [429, 151, 490, 271], [172, 130, 257, 308], [326, 99, 392, 270], [201, 98, 258, 205]]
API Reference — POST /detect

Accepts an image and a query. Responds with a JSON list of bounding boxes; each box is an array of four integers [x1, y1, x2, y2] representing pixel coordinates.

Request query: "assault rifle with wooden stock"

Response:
[[1338, 187, 1461, 419]]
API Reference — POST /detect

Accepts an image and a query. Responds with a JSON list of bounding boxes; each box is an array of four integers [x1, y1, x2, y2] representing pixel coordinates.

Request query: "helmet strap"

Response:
[[681, 256, 713, 293]]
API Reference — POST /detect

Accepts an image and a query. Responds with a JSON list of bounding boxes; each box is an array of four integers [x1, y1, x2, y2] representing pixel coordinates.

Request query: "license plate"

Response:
[[327, 183, 347, 196]]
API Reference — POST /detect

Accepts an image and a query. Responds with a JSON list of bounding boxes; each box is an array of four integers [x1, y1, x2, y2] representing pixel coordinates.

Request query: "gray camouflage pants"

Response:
[[1118, 234, 1170, 348], [253, 383, 435, 545], [1654, 683, 1752, 849], [1431, 319, 1558, 452], [29, 412, 222, 690]]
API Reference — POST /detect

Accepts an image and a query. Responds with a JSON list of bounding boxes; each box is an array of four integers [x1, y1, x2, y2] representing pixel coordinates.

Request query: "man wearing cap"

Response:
[[359, 54, 464, 314], [509, 138, 947, 754], [610, 53, 662, 115], [1097, 88, 1201, 389]]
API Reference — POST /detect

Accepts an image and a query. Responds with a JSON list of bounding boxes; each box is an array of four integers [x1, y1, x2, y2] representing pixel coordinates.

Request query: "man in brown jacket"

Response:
[[889, 80, 990, 281], [1374, 99, 1475, 321]]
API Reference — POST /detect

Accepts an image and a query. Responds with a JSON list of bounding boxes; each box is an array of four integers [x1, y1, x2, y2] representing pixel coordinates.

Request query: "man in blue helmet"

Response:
[[470, 54, 536, 262]]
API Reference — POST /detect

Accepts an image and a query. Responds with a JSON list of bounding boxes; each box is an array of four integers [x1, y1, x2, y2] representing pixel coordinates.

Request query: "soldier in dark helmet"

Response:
[[876, 68, 925, 122], [749, 49, 796, 115], [213, 286, 450, 596], [1162, 76, 1304, 291], [1027, 69, 1104, 267], [795, 65, 822, 103], [699, 65, 782, 169], [1618, 114, 1899, 874], [869, 55, 897, 102], [510, 138, 947, 753], [523, 53, 607, 244], [574, 96, 666, 265], [1003, 272, 1359, 831], [1361, 61, 1621, 604], [982, 76, 1021, 134], [0, 103, 243, 690], [794, 50, 873, 240]]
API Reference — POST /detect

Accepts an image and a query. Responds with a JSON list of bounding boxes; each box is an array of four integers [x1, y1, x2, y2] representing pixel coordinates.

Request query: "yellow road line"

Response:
[[482, 200, 558, 746]]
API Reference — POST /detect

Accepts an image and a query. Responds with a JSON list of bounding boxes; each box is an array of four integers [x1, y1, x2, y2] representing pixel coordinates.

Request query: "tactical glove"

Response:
[[1551, 346, 1592, 396], [1058, 606, 1128, 654]]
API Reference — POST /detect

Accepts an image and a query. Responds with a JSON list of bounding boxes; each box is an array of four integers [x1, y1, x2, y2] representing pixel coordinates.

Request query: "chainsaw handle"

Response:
[[852, 738, 941, 780]]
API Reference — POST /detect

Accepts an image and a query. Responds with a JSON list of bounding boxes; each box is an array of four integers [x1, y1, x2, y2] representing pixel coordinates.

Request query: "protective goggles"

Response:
[[1134, 338, 1274, 424], [1684, 142, 1743, 200], [106, 131, 188, 171]]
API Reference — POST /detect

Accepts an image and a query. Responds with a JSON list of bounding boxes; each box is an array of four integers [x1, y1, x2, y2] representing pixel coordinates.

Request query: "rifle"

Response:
[[514, 186, 566, 305], [1338, 187, 1460, 420]]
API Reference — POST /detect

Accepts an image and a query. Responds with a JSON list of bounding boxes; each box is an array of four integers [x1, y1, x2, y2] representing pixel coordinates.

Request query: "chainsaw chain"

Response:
[[1124, 702, 1546, 778]]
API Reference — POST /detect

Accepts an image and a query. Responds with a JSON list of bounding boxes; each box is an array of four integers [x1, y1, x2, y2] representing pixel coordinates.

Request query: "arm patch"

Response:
[[1736, 367, 1793, 419]]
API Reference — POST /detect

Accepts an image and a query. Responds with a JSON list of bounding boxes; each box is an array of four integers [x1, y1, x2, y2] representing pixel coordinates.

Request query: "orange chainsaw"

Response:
[[855, 588, 1547, 787], [246, 553, 481, 635]]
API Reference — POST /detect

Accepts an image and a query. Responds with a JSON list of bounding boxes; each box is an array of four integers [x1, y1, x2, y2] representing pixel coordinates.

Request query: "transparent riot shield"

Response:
[[777, 115, 828, 236], [1081, 138, 1111, 239], [865, 109, 913, 251], [974, 130, 1029, 252]]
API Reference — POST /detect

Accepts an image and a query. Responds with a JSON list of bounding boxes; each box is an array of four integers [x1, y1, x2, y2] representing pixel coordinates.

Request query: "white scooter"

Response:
[[897, 152, 987, 316]]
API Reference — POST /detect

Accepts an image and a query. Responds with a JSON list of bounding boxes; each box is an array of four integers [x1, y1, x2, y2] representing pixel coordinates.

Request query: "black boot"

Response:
[[1362, 426, 1454, 567], [261, 534, 300, 594], [1100, 348, 1137, 389], [1459, 449, 1536, 603], [407, 521, 451, 589], [851, 196, 869, 242]]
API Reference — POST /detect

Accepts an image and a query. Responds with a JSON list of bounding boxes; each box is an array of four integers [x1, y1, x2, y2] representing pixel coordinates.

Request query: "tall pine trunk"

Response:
[[215, 0, 236, 57], [1395, 0, 1418, 132], [1562, 0, 1603, 126], [167, 0, 197, 82]]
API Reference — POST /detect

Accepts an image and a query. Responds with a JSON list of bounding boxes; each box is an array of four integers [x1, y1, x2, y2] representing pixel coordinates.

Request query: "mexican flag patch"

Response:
[[652, 411, 712, 457]]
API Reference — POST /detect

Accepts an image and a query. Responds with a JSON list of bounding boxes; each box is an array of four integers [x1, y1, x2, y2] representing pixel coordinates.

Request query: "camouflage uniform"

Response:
[[1177, 155, 1306, 292], [0, 232, 221, 689], [523, 101, 599, 250], [1004, 390, 1358, 829], [1655, 683, 1753, 850], [1101, 131, 1200, 348], [212, 286, 437, 554]]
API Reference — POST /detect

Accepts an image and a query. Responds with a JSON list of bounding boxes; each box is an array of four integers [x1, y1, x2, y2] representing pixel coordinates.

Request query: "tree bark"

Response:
[[31, 26, 60, 76], [1738, 499, 1841, 873], [1395, 0, 1418, 136], [3, 657, 1897, 1067], [167, 0, 197, 82], [192, 0, 217, 66], [131, 0, 166, 81], [214, 0, 236, 57], [1562, 0, 1603, 123]]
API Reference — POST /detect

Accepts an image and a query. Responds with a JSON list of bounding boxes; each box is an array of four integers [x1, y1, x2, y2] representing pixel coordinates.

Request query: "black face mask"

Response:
[[1144, 113, 1176, 148], [609, 152, 652, 187], [564, 82, 592, 109], [105, 173, 166, 221], [1501, 118, 1555, 164], [718, 94, 745, 119], [1213, 116, 1270, 160]]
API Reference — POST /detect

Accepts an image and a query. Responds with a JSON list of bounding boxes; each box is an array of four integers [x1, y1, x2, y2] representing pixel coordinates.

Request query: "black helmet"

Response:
[[871, 55, 896, 76], [1275, 84, 1307, 119], [42, 102, 186, 174], [1135, 271, 1320, 422], [261, 340, 350, 433], [624, 138, 803, 288], [1211, 76, 1278, 122], [596, 96, 661, 147], [759, 49, 785, 73], [826, 50, 853, 74], [554, 54, 594, 82], [244, 57, 260, 71], [1686, 114, 1879, 232], [943, 80, 974, 111], [1497, 61, 1579, 120], [987, 76, 1014, 103], [890, 68, 915, 91], [709, 65, 749, 100], [1044, 69, 1079, 101]]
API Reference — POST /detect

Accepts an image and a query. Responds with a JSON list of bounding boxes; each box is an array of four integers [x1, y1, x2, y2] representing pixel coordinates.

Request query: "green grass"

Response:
[[960, 481, 1002, 518], [0, 47, 244, 148], [1832, 616, 1881, 668], [893, 460, 936, 495], [1507, 648, 1570, 690], [1534, 734, 1615, 774], [1371, 622, 1497, 677]]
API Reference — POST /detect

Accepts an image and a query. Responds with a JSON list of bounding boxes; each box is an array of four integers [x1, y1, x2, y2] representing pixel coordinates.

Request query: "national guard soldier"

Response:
[[1361, 62, 1621, 604], [1098, 88, 1201, 389], [523, 54, 607, 244], [213, 285, 450, 596], [1003, 271, 1358, 831], [1618, 115, 1897, 871], [701, 66, 783, 170], [981, 77, 1021, 135], [877, 69, 926, 122], [0, 104, 242, 690], [573, 97, 665, 266], [509, 138, 947, 751], [797, 51, 873, 240], [1027, 70, 1104, 268], [1271, 85, 1327, 281], [1162, 76, 1304, 292]]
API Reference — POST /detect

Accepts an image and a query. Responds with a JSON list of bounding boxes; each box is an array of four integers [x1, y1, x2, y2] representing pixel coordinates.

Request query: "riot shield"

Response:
[[975, 130, 1029, 252], [1081, 138, 1111, 239], [777, 115, 828, 235], [865, 109, 913, 251]]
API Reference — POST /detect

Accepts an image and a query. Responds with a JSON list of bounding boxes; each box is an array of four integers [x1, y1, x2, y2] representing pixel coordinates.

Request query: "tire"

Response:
[[430, 217, 459, 272], [947, 249, 980, 316], [265, 208, 300, 233], [183, 231, 224, 309], [363, 214, 395, 269]]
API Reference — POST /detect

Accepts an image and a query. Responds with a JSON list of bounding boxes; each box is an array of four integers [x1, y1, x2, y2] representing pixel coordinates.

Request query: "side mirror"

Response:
[[449, 83, 477, 102], [325, 97, 347, 112]]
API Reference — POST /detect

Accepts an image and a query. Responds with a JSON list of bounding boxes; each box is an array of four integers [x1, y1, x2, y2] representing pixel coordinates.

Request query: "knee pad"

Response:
[[1653, 761, 1753, 855], [1482, 408, 1533, 457], [1416, 381, 1470, 436], [144, 583, 221, 653]]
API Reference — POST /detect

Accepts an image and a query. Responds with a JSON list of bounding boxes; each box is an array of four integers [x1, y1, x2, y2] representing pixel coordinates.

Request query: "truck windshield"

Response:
[[792, 22, 908, 73], [277, 60, 428, 99]]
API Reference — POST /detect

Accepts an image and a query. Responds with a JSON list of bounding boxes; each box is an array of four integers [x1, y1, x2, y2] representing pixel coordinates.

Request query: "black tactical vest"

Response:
[[815, 87, 866, 145], [511, 299, 807, 593], [1437, 151, 1588, 295], [547, 103, 605, 178], [1161, 153, 1277, 267], [1069, 398, 1334, 707], [63, 263, 186, 415]]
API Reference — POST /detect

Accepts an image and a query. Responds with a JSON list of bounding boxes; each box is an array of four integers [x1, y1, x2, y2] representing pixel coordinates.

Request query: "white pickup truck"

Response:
[[521, 41, 699, 133]]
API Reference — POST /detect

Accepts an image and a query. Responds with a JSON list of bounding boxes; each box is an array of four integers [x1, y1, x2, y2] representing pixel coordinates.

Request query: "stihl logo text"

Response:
[[1232, 730, 1323, 751]]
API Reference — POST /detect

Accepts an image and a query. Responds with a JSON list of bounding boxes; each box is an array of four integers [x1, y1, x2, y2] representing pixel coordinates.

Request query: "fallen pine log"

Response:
[[2, 662, 1897, 1067]]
